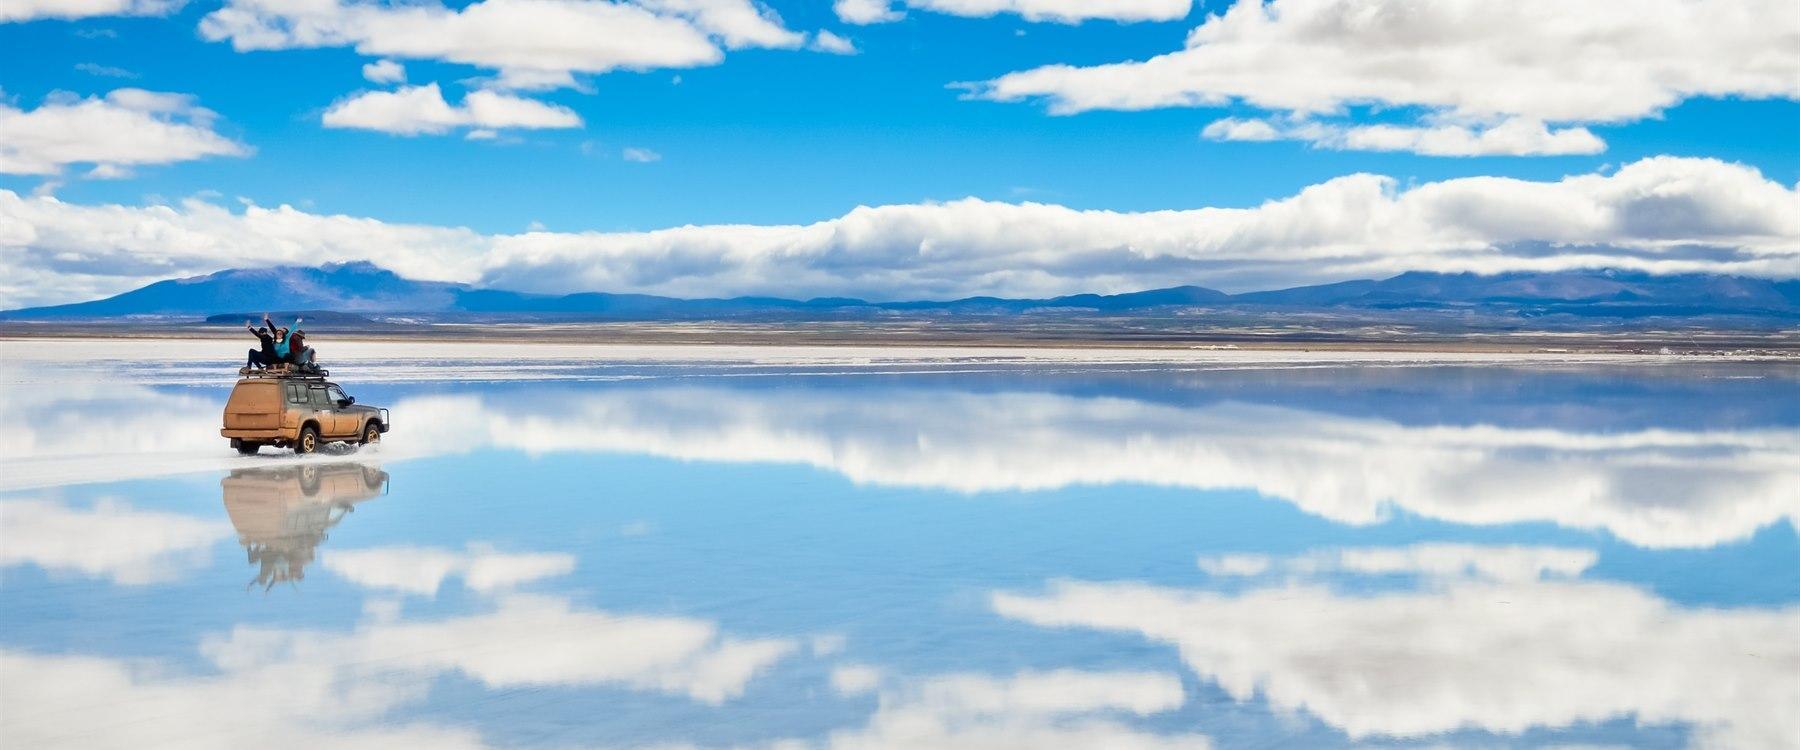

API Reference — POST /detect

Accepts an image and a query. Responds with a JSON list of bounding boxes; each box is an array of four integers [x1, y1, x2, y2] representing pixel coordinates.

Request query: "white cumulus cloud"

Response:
[[810, 29, 858, 55], [834, 0, 902, 24], [0, 89, 249, 178], [1, 156, 1796, 309], [360, 58, 405, 83], [200, 0, 811, 91], [835, 0, 1190, 24], [977, 0, 1800, 155], [321, 83, 582, 136], [1202, 117, 1607, 156], [0, 0, 179, 22]]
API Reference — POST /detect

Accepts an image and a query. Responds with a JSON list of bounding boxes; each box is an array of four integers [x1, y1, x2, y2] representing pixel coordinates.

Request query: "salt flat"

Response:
[[2, 337, 1796, 748]]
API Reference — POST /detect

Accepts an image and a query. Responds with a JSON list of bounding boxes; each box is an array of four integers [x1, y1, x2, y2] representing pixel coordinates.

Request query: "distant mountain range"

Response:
[[3, 261, 1797, 322]]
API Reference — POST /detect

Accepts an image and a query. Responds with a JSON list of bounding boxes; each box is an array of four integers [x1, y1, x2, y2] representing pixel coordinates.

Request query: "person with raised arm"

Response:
[[263, 313, 319, 372], [245, 318, 277, 370]]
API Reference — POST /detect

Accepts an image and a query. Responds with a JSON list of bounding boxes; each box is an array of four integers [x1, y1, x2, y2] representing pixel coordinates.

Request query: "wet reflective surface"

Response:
[[2, 341, 1797, 748]]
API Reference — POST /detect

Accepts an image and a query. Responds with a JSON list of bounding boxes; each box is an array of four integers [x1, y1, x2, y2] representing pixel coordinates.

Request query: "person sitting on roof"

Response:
[[245, 320, 277, 369], [289, 326, 317, 371], [263, 314, 316, 371]]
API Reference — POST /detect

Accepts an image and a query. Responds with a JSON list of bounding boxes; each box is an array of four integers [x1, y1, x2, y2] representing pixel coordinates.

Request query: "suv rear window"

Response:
[[308, 385, 332, 407], [286, 383, 306, 404]]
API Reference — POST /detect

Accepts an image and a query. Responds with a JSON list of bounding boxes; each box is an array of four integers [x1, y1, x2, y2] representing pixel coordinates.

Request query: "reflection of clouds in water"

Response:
[[223, 465, 570, 601], [0, 379, 223, 458], [993, 545, 1800, 748], [1, 592, 799, 748], [322, 543, 575, 596], [409, 387, 1800, 549], [1200, 543, 1599, 583], [6, 379, 1796, 548], [0, 648, 484, 750], [0, 381, 390, 491], [817, 669, 1208, 750], [0, 380, 237, 490], [0, 498, 229, 584], [208, 593, 797, 704]]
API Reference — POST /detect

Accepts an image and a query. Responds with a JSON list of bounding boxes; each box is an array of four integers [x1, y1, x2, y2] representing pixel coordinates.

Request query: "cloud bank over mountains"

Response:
[[2, 156, 1796, 308]]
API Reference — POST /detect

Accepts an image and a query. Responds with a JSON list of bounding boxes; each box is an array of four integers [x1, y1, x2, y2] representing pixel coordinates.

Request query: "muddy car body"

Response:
[[221, 372, 389, 454]]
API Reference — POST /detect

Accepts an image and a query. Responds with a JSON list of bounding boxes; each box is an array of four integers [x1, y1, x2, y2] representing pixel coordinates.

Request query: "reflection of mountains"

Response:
[[409, 375, 1799, 548], [222, 463, 388, 589]]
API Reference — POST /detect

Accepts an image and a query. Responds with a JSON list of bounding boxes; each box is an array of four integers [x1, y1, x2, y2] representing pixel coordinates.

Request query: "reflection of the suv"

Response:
[[221, 463, 388, 590]]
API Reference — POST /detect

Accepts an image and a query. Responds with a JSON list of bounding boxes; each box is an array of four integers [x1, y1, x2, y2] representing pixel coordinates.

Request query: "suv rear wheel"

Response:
[[361, 421, 382, 445], [296, 424, 320, 454], [235, 440, 261, 455]]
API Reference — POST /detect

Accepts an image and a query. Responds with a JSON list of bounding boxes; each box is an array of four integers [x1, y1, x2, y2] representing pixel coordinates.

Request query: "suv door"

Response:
[[307, 384, 345, 437], [325, 384, 358, 436]]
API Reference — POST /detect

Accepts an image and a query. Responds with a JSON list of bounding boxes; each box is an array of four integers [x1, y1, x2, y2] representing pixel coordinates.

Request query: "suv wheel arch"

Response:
[[296, 421, 322, 454]]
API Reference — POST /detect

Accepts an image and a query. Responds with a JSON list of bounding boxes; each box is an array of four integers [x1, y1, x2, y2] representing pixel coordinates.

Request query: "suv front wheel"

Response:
[[296, 424, 320, 454], [361, 421, 382, 445]]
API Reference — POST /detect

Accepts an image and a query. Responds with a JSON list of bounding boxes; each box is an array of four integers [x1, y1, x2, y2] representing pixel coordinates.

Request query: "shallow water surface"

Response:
[[2, 342, 1797, 748]]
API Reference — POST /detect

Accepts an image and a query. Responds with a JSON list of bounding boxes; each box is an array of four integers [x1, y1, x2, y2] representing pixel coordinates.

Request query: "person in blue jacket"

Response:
[[262, 313, 317, 369]]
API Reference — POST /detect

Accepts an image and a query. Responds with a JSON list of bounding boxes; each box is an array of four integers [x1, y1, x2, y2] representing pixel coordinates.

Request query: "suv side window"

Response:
[[327, 385, 348, 404], [286, 383, 306, 404], [308, 385, 333, 408]]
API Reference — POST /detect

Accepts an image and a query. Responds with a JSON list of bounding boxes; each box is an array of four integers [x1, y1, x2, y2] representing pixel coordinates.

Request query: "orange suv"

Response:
[[221, 370, 389, 454]]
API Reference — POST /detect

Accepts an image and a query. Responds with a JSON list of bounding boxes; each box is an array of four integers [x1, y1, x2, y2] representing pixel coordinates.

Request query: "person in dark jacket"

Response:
[[245, 320, 277, 369]]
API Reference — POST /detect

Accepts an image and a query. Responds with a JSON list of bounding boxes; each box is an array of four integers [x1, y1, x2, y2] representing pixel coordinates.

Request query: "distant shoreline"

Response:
[[3, 321, 1796, 357]]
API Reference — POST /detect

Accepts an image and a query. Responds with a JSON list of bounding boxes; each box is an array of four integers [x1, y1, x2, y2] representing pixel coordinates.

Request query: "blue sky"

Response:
[[1, 0, 1797, 306]]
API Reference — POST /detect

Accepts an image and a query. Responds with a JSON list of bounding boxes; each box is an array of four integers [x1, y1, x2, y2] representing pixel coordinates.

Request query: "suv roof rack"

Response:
[[238, 366, 330, 380]]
